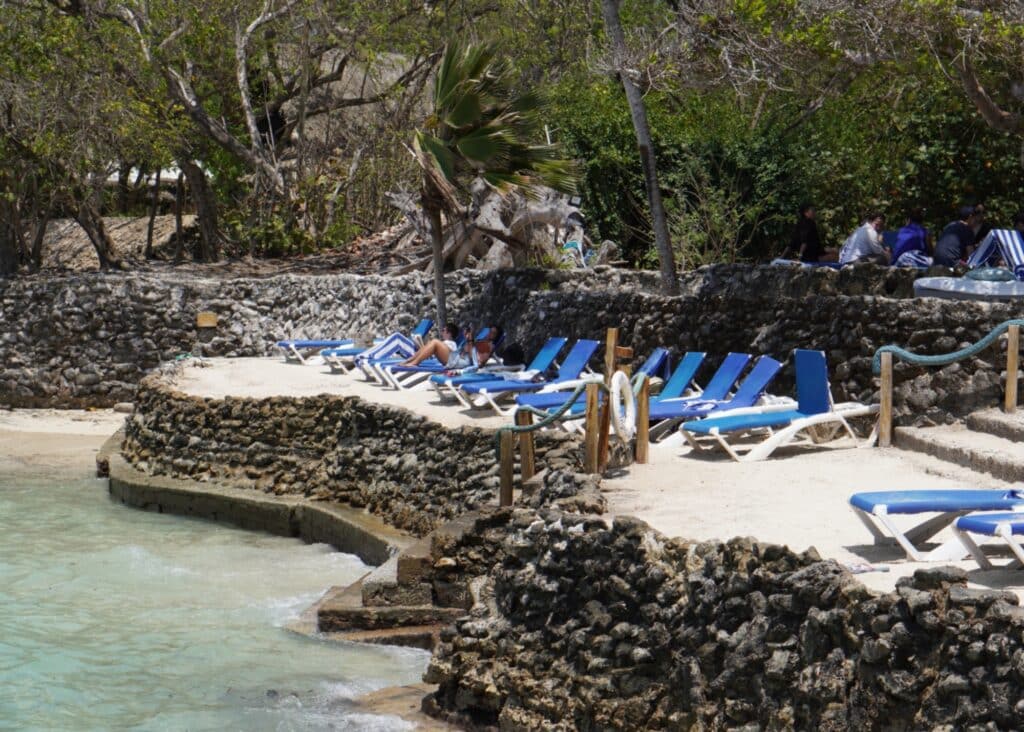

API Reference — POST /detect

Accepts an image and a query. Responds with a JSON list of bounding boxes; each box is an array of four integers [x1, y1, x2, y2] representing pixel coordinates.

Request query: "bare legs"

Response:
[[401, 339, 454, 366]]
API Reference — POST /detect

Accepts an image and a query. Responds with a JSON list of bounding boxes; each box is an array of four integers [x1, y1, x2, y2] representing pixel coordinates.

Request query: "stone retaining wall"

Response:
[[121, 378, 583, 536], [3, 264, 1023, 422], [424, 508, 1024, 731]]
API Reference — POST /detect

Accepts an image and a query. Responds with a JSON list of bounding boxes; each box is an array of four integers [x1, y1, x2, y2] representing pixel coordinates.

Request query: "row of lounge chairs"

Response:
[[278, 321, 878, 463], [850, 489, 1024, 570]]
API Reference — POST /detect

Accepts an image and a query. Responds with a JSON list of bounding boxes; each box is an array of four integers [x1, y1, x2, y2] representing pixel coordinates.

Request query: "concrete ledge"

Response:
[[108, 450, 413, 566]]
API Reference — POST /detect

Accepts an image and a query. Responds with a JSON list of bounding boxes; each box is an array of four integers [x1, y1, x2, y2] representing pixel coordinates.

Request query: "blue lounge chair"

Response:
[[381, 327, 494, 391], [459, 339, 601, 415], [953, 512, 1024, 569], [651, 355, 787, 445], [360, 327, 469, 385], [431, 337, 567, 406], [968, 229, 1024, 279], [681, 349, 877, 461], [850, 490, 1024, 562], [646, 352, 752, 440], [321, 318, 433, 374], [277, 337, 355, 364], [513, 348, 671, 413]]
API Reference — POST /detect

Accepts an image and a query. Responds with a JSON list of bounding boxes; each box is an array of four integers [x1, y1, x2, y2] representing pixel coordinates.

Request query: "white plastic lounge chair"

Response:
[[277, 338, 355, 364], [512, 348, 671, 413], [381, 327, 494, 391], [458, 339, 601, 416], [850, 490, 1024, 562], [645, 352, 751, 441], [322, 318, 433, 374], [952, 512, 1024, 569], [681, 349, 877, 461], [432, 337, 568, 407]]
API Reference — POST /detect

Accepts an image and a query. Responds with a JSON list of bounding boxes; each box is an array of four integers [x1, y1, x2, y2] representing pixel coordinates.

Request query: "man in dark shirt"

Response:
[[789, 203, 823, 262], [934, 205, 985, 267]]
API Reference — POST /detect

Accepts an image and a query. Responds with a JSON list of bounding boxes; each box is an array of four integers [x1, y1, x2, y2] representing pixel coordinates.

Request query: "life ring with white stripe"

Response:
[[609, 370, 637, 441]]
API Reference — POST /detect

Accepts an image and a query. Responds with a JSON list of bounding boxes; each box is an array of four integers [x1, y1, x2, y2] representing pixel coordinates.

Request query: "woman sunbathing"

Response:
[[400, 323, 501, 369]]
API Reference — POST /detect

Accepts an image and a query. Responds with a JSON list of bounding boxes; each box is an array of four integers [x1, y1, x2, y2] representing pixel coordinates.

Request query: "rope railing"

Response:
[[873, 318, 1023, 447], [872, 318, 1024, 374]]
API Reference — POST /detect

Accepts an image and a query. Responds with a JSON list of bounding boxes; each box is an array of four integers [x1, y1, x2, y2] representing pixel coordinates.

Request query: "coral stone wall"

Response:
[[3, 264, 1023, 422], [424, 508, 1024, 731], [121, 379, 582, 536]]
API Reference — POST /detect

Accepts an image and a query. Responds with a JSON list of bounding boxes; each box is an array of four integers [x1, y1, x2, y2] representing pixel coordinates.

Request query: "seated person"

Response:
[[891, 208, 932, 267], [400, 322, 472, 369], [838, 212, 887, 265], [933, 204, 985, 267]]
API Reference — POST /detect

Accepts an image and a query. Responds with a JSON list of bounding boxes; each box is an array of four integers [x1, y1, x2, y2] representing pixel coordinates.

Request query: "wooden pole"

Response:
[[499, 430, 515, 507], [516, 411, 535, 481], [1006, 325, 1020, 413], [584, 382, 600, 473], [879, 352, 893, 448], [597, 328, 618, 472], [635, 376, 650, 464]]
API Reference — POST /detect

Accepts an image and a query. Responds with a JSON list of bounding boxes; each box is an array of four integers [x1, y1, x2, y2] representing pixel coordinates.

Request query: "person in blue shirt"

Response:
[[891, 208, 931, 267], [934, 204, 985, 267]]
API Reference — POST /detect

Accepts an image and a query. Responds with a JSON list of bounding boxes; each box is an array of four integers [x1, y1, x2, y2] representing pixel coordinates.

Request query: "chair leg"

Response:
[[952, 527, 994, 570]]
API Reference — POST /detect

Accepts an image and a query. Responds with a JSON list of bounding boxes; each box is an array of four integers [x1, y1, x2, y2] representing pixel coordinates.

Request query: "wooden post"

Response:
[[604, 328, 619, 383], [499, 430, 515, 507], [1006, 325, 1020, 413], [635, 376, 650, 464], [516, 411, 535, 481], [584, 382, 600, 473], [596, 328, 618, 472], [879, 352, 893, 448]]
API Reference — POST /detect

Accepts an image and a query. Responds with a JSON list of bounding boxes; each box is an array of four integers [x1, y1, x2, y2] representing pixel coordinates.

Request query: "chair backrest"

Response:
[[699, 352, 753, 401], [525, 337, 569, 372], [967, 231, 997, 268], [728, 355, 783, 407], [637, 348, 670, 378], [794, 349, 831, 415], [659, 351, 706, 399], [556, 339, 601, 379], [993, 229, 1024, 280], [412, 318, 433, 338]]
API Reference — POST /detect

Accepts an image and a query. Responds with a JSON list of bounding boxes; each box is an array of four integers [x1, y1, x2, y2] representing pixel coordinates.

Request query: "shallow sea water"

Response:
[[0, 465, 428, 731]]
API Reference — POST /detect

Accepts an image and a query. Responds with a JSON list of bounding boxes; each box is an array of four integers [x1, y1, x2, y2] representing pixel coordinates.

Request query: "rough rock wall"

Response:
[[424, 508, 1024, 731], [2, 264, 1022, 422], [121, 379, 582, 536]]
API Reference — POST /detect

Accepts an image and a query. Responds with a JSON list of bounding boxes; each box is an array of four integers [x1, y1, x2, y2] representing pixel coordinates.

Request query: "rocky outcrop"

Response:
[[121, 378, 584, 536], [423, 508, 1024, 731], [2, 263, 1022, 422]]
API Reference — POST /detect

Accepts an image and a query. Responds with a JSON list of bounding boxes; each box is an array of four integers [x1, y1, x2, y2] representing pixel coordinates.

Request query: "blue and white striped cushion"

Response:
[[967, 231, 998, 268], [894, 250, 933, 268], [992, 229, 1024, 281]]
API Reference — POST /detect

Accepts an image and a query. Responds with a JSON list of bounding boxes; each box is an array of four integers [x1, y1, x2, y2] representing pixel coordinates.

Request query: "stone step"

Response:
[[894, 424, 1024, 484], [317, 581, 463, 632], [362, 554, 433, 608], [321, 624, 443, 651], [965, 408, 1024, 443]]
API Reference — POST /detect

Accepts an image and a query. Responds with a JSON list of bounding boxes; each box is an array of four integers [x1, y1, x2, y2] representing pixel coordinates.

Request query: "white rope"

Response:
[[609, 370, 637, 442]]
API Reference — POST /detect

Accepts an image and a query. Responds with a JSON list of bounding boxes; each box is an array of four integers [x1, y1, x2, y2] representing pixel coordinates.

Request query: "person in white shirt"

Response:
[[839, 213, 888, 265]]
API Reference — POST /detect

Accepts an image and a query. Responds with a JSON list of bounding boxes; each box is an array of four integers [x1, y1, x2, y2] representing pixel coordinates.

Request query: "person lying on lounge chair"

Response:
[[401, 323, 501, 369]]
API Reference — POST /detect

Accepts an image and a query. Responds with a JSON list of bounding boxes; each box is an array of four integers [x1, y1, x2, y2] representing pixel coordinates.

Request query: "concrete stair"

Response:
[[312, 516, 483, 649], [894, 408, 1024, 483]]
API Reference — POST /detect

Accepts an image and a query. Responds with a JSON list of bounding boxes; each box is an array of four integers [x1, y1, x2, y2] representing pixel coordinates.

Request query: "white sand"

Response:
[[0, 409, 125, 472], [605, 437, 1024, 596], [170, 357, 510, 429]]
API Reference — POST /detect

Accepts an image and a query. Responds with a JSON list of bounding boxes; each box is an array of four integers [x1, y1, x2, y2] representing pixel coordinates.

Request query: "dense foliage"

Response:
[[2, 0, 1023, 272]]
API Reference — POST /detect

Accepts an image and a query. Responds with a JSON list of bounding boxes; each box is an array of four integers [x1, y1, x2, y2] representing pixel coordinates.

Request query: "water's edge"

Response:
[[102, 430, 453, 730]]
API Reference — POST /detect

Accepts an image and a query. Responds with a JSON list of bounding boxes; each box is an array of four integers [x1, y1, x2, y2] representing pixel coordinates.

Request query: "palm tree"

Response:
[[414, 41, 576, 326], [600, 0, 678, 294]]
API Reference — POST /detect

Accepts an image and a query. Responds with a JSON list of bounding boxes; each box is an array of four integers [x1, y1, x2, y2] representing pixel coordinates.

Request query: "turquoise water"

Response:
[[0, 465, 428, 731]]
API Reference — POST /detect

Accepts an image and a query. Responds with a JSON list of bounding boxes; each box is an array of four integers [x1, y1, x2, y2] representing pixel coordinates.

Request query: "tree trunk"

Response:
[[75, 199, 119, 269], [145, 169, 161, 259], [600, 0, 678, 294], [29, 209, 50, 271], [180, 158, 220, 262], [427, 200, 447, 328], [174, 173, 186, 263], [0, 199, 18, 276]]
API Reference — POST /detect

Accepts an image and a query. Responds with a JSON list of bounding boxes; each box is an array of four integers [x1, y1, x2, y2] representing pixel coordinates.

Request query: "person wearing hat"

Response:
[[934, 204, 986, 267]]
